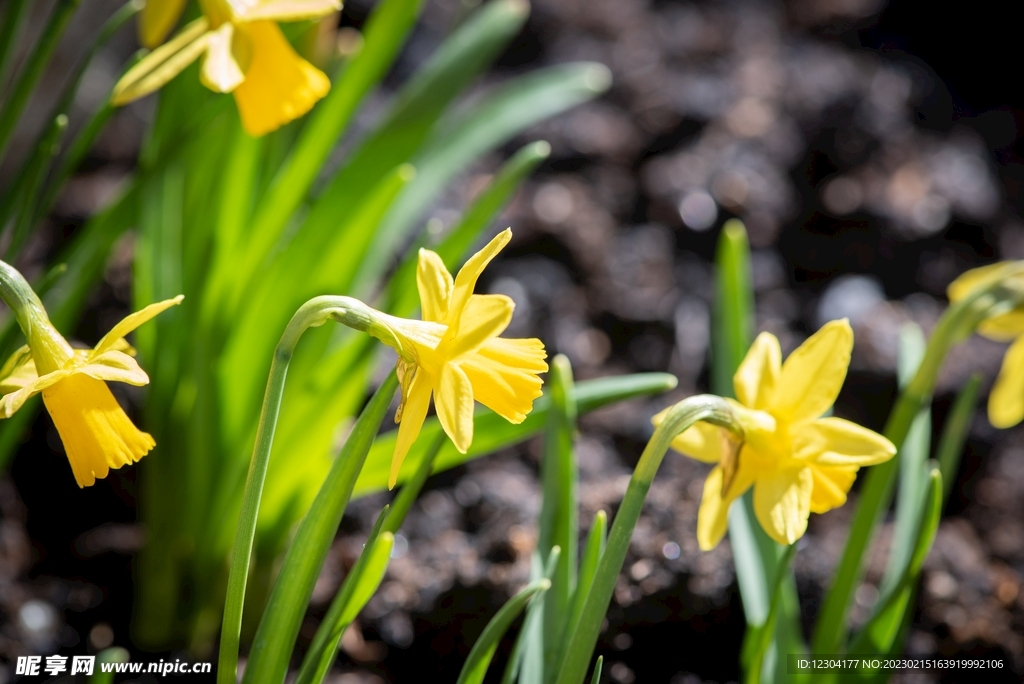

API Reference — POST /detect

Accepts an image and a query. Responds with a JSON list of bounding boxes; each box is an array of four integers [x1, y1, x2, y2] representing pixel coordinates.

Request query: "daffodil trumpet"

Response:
[[0, 260, 182, 487], [114, 0, 341, 136]]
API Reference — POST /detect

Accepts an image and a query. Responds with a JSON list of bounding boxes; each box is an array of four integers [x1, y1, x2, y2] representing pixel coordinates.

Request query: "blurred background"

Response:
[[2, 0, 1023, 682]]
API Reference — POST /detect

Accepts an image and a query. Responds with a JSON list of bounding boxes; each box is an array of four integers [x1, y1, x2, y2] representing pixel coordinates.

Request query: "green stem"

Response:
[[745, 543, 797, 684], [216, 295, 405, 684], [811, 268, 1024, 657], [0, 0, 80, 162], [0, 0, 30, 97], [553, 395, 743, 684]]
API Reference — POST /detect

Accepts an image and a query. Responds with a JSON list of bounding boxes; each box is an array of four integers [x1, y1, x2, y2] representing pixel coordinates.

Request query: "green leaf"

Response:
[[558, 509, 606, 677], [590, 657, 603, 684], [935, 373, 981, 504], [0, 0, 30, 91], [0, 0, 78, 161], [742, 543, 797, 684], [539, 355, 578, 677], [355, 373, 677, 497], [230, 0, 425, 307], [457, 578, 552, 684], [845, 470, 942, 670], [350, 62, 612, 295], [87, 647, 130, 684], [878, 324, 930, 602], [2, 113, 66, 258], [240, 374, 398, 684], [295, 507, 394, 684]]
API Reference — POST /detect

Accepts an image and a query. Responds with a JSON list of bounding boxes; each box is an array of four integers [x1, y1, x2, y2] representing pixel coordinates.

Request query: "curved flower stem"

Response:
[[553, 395, 743, 684], [811, 267, 1024, 659], [216, 295, 403, 684]]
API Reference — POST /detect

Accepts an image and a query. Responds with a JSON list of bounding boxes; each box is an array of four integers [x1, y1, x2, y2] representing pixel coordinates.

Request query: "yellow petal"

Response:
[[792, 416, 895, 466], [947, 262, 1015, 302], [753, 466, 813, 545], [112, 19, 211, 105], [665, 420, 729, 464], [459, 340, 546, 424], [474, 336, 549, 373], [93, 295, 184, 357], [809, 464, 858, 514], [696, 466, 731, 550], [446, 229, 512, 335], [977, 311, 1024, 342], [201, 22, 246, 93], [226, 0, 341, 22], [139, 0, 189, 48], [734, 331, 781, 410], [0, 369, 71, 418], [78, 352, 151, 387], [988, 333, 1024, 428], [447, 294, 514, 357], [390, 369, 432, 489], [417, 249, 453, 323], [41, 374, 155, 487], [0, 346, 34, 391], [231, 21, 330, 137], [772, 319, 853, 422], [436, 363, 475, 453]]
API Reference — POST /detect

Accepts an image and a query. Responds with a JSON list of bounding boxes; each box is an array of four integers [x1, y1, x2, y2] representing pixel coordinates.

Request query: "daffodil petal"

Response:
[[977, 312, 1024, 342], [989, 333, 1024, 428], [417, 249, 453, 323], [231, 21, 330, 137], [436, 363, 475, 454], [460, 345, 545, 424], [446, 229, 512, 335], [947, 262, 1015, 303], [201, 23, 246, 93], [753, 466, 813, 545], [448, 294, 514, 357], [390, 370, 432, 489], [78, 352, 151, 387], [0, 369, 71, 418], [112, 19, 211, 105], [696, 466, 731, 551], [734, 331, 781, 410], [226, 0, 340, 22], [41, 374, 155, 487], [93, 295, 184, 357], [139, 0, 189, 48], [792, 416, 896, 466], [772, 319, 853, 422], [664, 419, 729, 464], [809, 464, 858, 514], [0, 345, 34, 390]]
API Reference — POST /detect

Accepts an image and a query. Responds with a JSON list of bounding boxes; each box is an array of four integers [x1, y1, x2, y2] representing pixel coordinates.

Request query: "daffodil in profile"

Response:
[[655, 320, 895, 549], [114, 0, 339, 136], [947, 261, 1024, 428], [385, 229, 548, 488], [0, 284, 183, 487]]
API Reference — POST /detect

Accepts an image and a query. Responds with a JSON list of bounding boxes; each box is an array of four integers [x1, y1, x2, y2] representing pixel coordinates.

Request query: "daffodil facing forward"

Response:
[[384, 229, 548, 488], [656, 320, 895, 549], [948, 261, 1024, 428], [0, 262, 182, 487], [114, 0, 339, 136]]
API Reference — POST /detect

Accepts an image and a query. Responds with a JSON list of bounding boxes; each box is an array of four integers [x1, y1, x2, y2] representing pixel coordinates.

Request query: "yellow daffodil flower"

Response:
[[948, 261, 1024, 428], [114, 0, 339, 136], [386, 229, 548, 488], [0, 296, 184, 487], [656, 320, 895, 549]]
